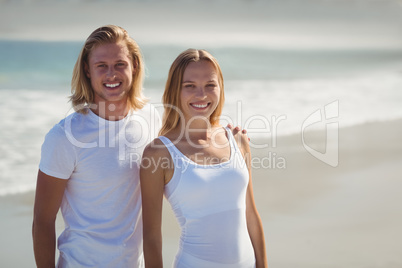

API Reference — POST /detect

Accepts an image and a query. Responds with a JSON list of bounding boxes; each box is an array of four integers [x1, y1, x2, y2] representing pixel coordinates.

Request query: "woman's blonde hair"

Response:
[[159, 49, 225, 136], [70, 25, 146, 113]]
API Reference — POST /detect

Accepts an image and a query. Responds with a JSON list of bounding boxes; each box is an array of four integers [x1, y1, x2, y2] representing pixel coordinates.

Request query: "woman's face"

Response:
[[180, 60, 220, 123]]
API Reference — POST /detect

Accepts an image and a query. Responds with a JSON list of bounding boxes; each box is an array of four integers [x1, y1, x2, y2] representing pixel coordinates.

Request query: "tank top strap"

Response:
[[160, 129, 241, 163], [224, 127, 241, 154], [158, 136, 183, 199], [157, 136, 183, 160]]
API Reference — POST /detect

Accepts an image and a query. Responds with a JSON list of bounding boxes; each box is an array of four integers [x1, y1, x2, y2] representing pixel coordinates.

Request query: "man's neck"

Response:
[[91, 101, 130, 121]]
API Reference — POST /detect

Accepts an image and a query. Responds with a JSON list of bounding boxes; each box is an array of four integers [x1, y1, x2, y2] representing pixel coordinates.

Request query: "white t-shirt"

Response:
[[39, 105, 160, 268]]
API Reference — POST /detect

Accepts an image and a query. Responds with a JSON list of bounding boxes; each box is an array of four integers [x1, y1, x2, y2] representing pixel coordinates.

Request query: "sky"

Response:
[[1, 0, 402, 50]]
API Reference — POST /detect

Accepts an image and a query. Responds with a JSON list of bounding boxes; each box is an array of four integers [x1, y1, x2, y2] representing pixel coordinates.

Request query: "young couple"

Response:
[[33, 25, 267, 268]]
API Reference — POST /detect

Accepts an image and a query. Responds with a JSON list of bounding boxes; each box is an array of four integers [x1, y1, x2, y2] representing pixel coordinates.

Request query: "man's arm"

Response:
[[32, 170, 68, 268]]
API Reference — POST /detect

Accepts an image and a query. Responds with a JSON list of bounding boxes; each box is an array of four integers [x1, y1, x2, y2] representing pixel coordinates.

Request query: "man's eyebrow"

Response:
[[92, 59, 129, 64]]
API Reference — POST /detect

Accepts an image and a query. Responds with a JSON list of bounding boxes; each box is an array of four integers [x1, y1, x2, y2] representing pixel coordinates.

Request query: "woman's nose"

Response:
[[194, 86, 206, 98]]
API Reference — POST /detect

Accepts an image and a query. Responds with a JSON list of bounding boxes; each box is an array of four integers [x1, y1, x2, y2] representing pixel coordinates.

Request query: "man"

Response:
[[32, 25, 155, 267]]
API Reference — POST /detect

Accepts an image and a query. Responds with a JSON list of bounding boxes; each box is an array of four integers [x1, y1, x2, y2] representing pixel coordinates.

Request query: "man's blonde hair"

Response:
[[70, 25, 146, 113]]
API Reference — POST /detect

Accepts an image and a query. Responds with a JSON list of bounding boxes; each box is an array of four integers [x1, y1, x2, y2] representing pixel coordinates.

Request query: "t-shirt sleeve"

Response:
[[39, 124, 76, 179]]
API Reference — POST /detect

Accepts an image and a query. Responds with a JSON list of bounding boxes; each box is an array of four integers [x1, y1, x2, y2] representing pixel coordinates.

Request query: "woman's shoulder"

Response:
[[143, 137, 171, 160]]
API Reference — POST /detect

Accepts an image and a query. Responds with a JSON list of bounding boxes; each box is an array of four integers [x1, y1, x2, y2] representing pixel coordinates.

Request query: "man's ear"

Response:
[[84, 62, 90, 78]]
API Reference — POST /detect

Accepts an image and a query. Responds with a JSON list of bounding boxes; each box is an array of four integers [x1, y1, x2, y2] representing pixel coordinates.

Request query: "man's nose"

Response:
[[106, 67, 116, 79]]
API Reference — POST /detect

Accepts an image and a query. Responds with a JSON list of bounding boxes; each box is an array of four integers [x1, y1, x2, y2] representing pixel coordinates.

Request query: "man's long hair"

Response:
[[70, 25, 147, 113]]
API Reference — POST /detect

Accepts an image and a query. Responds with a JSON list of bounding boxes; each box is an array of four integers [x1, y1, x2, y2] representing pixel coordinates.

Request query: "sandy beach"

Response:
[[1, 118, 401, 267]]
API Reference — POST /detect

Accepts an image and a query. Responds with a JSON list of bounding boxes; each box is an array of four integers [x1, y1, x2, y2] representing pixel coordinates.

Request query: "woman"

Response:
[[140, 49, 268, 267]]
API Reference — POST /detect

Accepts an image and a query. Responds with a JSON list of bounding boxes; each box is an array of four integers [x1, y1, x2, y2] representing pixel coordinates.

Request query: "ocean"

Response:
[[1, 40, 402, 196]]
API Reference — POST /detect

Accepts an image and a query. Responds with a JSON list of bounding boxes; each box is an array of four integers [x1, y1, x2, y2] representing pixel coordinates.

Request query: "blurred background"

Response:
[[1, 0, 402, 267]]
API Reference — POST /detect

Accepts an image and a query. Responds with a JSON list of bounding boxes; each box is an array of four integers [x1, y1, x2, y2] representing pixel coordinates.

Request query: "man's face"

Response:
[[85, 41, 135, 106]]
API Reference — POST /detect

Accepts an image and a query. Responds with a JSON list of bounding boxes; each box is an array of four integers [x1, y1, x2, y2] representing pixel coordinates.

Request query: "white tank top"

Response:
[[159, 127, 256, 268]]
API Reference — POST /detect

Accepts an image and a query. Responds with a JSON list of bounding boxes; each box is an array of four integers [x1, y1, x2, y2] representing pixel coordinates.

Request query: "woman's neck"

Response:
[[179, 118, 220, 142]]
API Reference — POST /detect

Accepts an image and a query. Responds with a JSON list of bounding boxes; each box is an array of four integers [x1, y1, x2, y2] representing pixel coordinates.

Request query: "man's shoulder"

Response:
[[131, 104, 162, 139], [59, 110, 90, 127], [132, 104, 160, 120], [45, 111, 87, 141]]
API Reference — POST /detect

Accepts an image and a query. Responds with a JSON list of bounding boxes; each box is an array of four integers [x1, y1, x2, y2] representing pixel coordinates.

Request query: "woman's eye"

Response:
[[185, 84, 194, 88]]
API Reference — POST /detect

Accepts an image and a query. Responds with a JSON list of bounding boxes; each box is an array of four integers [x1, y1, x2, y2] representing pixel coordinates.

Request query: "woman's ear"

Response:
[[132, 61, 137, 76]]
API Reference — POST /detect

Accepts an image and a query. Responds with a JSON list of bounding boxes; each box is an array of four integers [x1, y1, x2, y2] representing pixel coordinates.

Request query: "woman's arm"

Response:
[[140, 140, 169, 268], [32, 170, 68, 268], [236, 133, 268, 268], [245, 175, 268, 267]]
